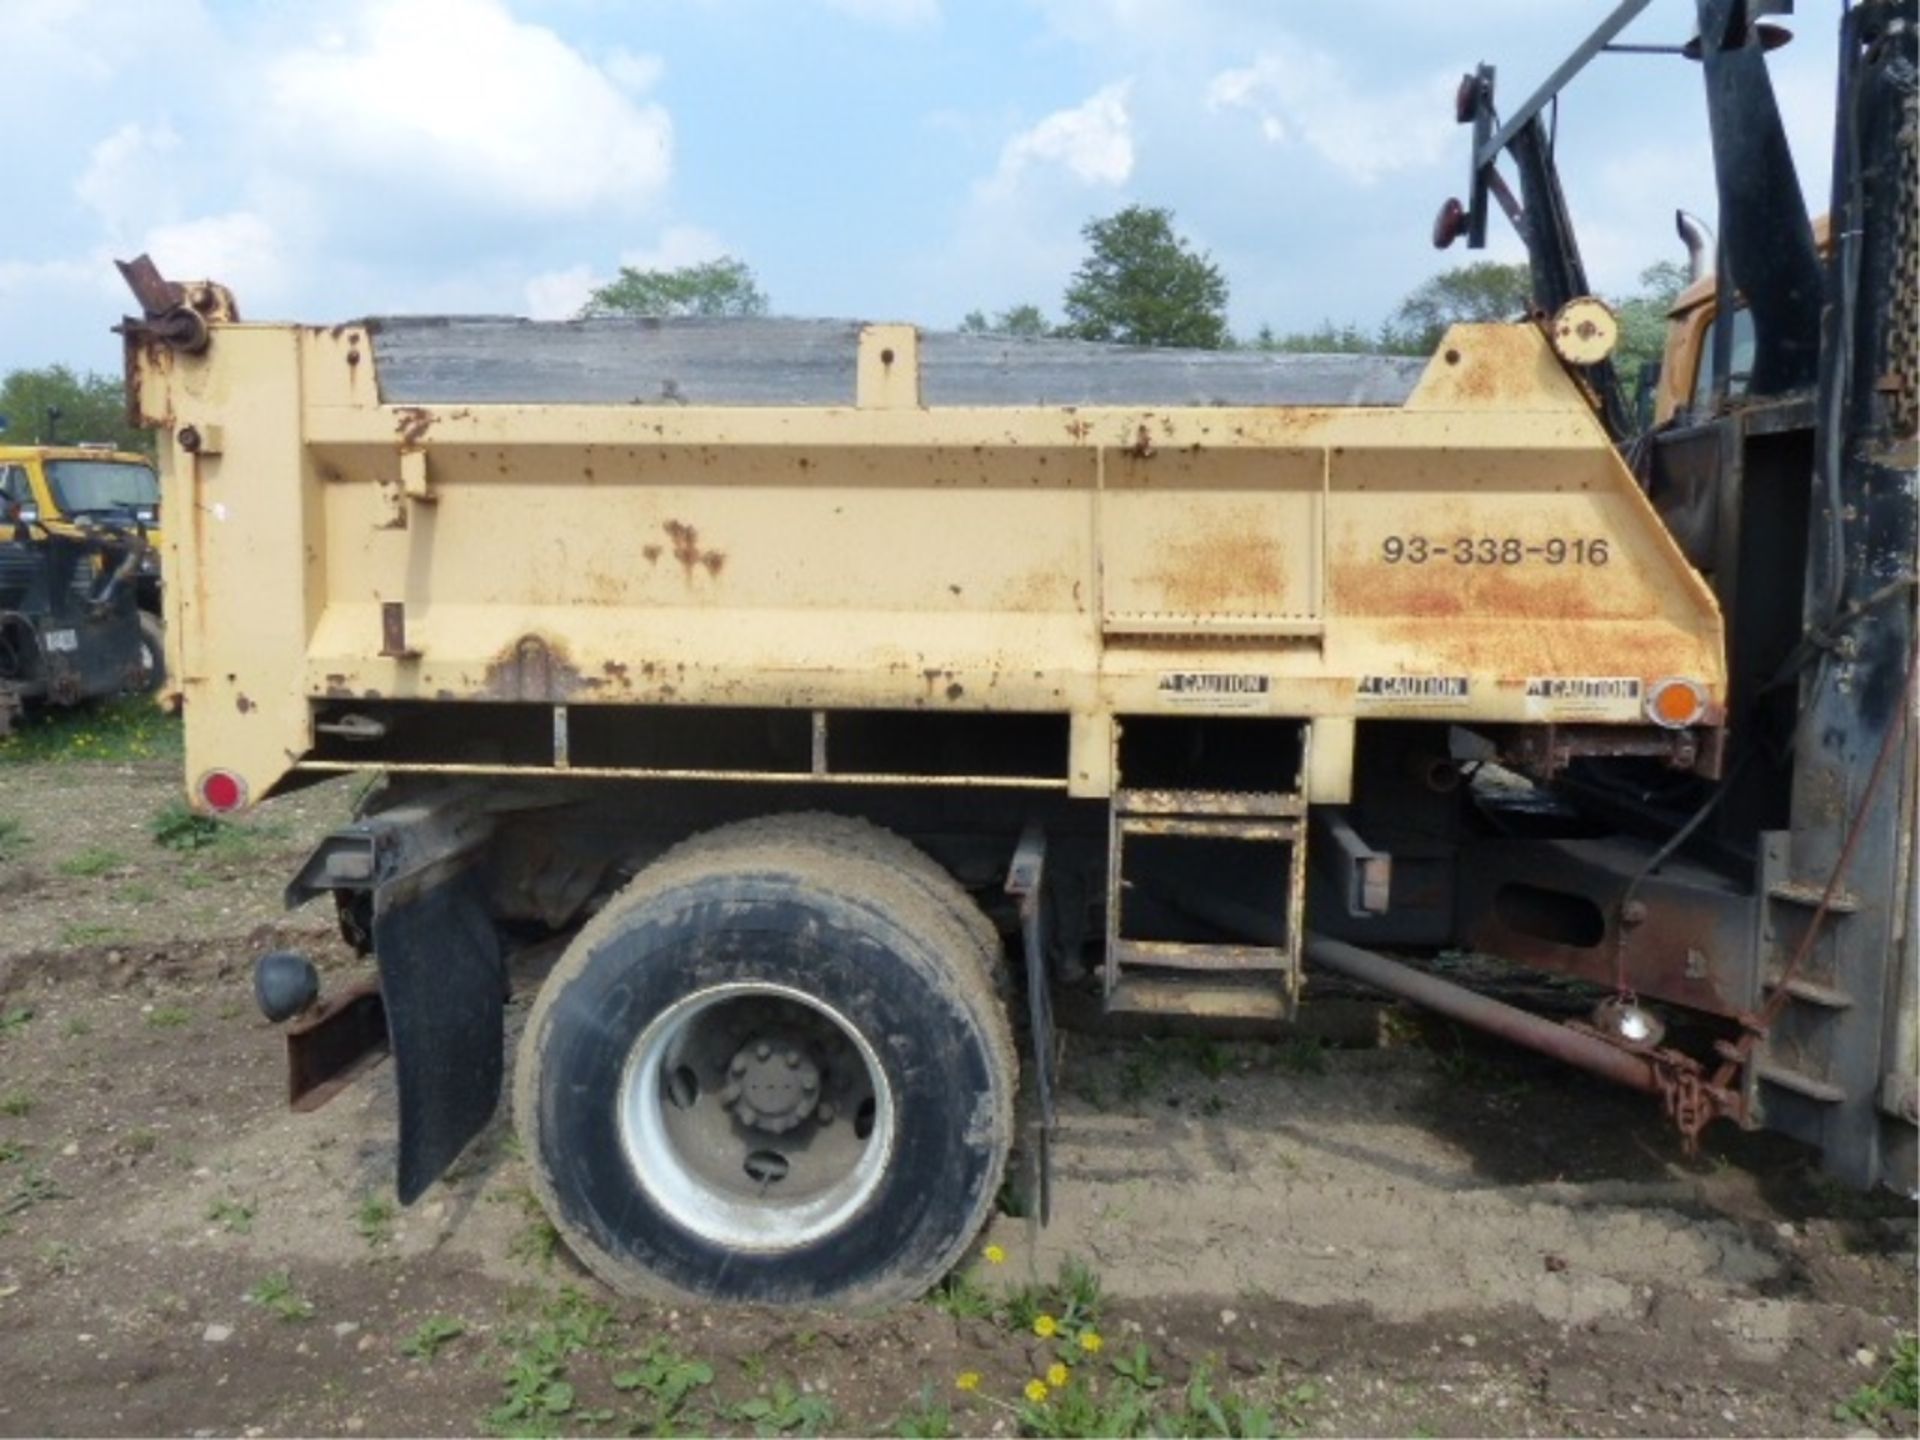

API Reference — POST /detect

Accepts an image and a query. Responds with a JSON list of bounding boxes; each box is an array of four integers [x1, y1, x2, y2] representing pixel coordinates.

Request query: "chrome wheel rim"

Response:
[[616, 981, 895, 1251]]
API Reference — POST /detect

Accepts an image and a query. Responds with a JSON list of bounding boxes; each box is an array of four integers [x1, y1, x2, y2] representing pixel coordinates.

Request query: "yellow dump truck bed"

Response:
[[129, 308, 1723, 812]]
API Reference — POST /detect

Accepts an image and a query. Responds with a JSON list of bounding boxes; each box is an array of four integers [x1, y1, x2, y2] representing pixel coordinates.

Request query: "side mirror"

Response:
[[9, 501, 37, 526]]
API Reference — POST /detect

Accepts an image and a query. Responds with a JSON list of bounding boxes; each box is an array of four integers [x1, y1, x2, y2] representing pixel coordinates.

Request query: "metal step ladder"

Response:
[[1739, 829, 1896, 1186], [1102, 775, 1309, 1023]]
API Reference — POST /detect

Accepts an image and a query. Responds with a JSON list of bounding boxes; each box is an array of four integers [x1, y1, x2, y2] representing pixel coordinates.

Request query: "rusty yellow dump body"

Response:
[[130, 313, 1723, 812]]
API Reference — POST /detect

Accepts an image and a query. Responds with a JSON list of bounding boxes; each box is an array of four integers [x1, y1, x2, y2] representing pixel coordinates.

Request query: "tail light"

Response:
[[197, 769, 249, 814]]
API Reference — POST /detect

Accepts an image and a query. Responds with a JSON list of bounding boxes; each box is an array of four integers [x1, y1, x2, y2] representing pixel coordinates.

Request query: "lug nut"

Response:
[[730, 1056, 748, 1077], [756, 1041, 772, 1061], [736, 1103, 759, 1126], [784, 1049, 801, 1068], [801, 1075, 817, 1093], [815, 1102, 835, 1125], [720, 1081, 741, 1105]]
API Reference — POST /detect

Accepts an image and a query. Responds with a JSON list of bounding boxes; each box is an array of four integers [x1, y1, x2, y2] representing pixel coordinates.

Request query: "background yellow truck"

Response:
[[0, 443, 165, 682], [119, 0, 1914, 1310]]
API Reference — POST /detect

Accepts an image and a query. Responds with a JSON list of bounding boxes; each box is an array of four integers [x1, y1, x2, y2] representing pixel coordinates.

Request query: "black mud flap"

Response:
[[373, 867, 505, 1204]]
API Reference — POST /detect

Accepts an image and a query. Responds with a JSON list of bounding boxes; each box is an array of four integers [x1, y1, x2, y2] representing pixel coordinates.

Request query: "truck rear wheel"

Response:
[[513, 817, 1017, 1307]]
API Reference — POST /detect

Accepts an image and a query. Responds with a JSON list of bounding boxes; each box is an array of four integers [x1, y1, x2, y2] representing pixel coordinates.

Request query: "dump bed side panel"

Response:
[[139, 318, 1724, 810]]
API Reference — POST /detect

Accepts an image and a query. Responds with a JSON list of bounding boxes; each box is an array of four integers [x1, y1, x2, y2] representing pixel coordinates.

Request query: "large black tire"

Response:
[[135, 612, 166, 694], [514, 816, 1017, 1307], [670, 811, 1008, 994]]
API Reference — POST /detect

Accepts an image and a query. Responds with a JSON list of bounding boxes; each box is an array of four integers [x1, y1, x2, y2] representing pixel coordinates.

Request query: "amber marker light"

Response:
[[1646, 678, 1708, 730]]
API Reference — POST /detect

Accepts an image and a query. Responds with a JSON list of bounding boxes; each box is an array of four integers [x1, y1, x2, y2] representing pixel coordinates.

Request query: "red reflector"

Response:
[[198, 770, 247, 814]]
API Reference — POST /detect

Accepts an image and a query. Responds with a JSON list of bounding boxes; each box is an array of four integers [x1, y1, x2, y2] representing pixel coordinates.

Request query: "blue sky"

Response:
[[6, 0, 1841, 376]]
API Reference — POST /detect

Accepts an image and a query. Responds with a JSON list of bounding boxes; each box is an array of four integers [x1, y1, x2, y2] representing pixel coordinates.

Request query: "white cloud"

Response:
[[75, 121, 184, 236], [264, 0, 672, 216], [1207, 48, 1455, 184], [604, 47, 666, 95], [0, 256, 102, 301], [617, 225, 729, 273], [820, 0, 939, 25], [142, 212, 286, 305], [525, 264, 597, 320], [989, 83, 1135, 193]]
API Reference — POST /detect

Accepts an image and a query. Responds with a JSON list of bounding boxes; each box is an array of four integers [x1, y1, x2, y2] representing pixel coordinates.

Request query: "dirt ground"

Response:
[[0, 725, 1915, 1439]]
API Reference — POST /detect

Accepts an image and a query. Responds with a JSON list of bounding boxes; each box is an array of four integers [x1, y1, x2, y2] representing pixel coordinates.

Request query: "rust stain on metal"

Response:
[[393, 407, 434, 446], [379, 601, 419, 660], [286, 980, 389, 1112], [481, 634, 601, 701], [236, 694, 255, 714], [1143, 508, 1287, 613], [662, 520, 725, 579]]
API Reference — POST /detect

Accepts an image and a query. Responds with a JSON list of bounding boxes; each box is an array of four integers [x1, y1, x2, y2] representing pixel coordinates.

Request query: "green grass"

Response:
[[1273, 1035, 1328, 1077], [0, 699, 182, 765], [0, 1005, 32, 1035], [499, 1187, 561, 1268], [401, 1316, 468, 1361], [206, 1196, 255, 1234], [0, 817, 24, 862], [1006, 1255, 1103, 1337], [355, 1191, 397, 1248], [144, 1005, 192, 1029], [927, 1268, 998, 1320], [612, 1338, 715, 1430], [246, 1270, 315, 1322], [728, 1379, 833, 1437], [978, 1338, 1317, 1440], [61, 922, 129, 947], [149, 801, 230, 853], [893, 1386, 953, 1439], [3, 1165, 64, 1217], [0, 1089, 33, 1117], [485, 1289, 618, 1437], [57, 846, 126, 878], [1837, 1334, 1918, 1429]]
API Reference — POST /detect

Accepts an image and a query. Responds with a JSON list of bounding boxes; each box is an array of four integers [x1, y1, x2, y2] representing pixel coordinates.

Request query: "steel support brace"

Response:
[[1006, 822, 1055, 1224]]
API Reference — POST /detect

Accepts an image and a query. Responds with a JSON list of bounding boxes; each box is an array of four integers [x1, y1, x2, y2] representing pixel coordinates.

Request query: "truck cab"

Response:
[[0, 445, 164, 598], [0, 445, 166, 685], [1651, 217, 1832, 430]]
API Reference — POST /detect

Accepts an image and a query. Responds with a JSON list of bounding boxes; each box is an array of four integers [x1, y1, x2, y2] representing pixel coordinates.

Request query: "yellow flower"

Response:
[[1078, 1331, 1104, 1354], [955, 1372, 981, 1392], [1046, 1362, 1070, 1388], [1024, 1379, 1049, 1404], [1033, 1314, 1058, 1339], [983, 1244, 1006, 1265]]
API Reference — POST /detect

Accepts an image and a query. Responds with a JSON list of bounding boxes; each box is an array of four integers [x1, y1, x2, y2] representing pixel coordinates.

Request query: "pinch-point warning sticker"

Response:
[[1356, 675, 1469, 703], [1524, 676, 1642, 716], [1158, 672, 1273, 709]]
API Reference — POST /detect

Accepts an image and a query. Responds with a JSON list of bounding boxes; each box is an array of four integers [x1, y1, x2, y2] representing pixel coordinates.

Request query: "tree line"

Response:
[[580, 203, 1687, 381], [1, 207, 1690, 447]]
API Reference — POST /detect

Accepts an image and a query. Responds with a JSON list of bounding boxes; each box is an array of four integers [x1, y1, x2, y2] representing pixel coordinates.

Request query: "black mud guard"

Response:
[[373, 865, 505, 1204]]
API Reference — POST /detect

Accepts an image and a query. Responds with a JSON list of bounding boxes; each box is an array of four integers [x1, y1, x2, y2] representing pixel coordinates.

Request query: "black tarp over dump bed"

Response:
[[365, 317, 1427, 408]]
